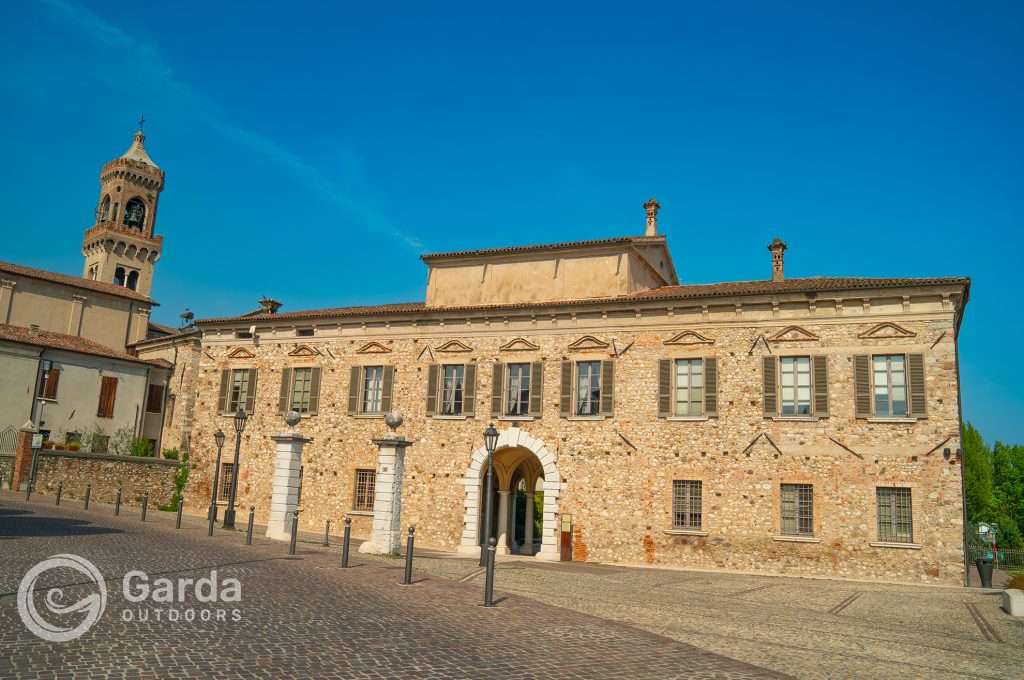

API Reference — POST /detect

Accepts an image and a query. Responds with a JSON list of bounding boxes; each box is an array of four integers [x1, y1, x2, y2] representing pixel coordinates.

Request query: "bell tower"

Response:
[[82, 120, 165, 297]]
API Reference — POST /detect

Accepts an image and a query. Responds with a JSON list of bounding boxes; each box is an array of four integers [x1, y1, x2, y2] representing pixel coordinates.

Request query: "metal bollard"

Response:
[[288, 510, 299, 556], [56, 481, 63, 506], [340, 516, 352, 568], [84, 484, 91, 510], [175, 498, 184, 529], [141, 493, 148, 522], [25, 480, 32, 501], [323, 519, 331, 547], [483, 537, 497, 607], [403, 526, 416, 585], [245, 506, 254, 545], [114, 488, 122, 516]]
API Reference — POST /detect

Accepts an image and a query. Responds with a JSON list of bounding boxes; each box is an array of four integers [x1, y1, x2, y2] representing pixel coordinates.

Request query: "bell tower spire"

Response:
[[81, 121, 165, 297]]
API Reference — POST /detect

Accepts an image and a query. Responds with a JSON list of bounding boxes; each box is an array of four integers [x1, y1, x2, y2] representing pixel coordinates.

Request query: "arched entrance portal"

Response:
[[458, 428, 560, 560]]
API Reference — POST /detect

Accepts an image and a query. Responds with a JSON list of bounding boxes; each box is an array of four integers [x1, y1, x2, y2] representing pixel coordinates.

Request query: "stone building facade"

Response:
[[153, 203, 970, 586]]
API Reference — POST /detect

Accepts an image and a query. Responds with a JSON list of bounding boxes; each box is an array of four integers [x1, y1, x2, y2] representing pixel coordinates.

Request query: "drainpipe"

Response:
[[953, 283, 970, 587]]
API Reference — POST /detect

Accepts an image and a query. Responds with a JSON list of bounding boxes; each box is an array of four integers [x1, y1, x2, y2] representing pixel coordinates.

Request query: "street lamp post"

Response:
[[479, 424, 499, 569], [209, 429, 226, 523], [222, 408, 247, 529]]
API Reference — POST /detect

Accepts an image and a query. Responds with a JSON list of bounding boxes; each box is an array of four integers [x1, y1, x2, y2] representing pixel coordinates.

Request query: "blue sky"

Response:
[[0, 1, 1021, 440]]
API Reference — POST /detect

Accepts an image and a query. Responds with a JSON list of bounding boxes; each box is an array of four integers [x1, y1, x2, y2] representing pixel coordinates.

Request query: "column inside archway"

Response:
[[496, 490, 512, 554]]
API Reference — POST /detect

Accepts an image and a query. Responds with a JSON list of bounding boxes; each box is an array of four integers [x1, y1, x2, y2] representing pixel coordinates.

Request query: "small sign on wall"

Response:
[[31, 434, 43, 449], [560, 514, 572, 532]]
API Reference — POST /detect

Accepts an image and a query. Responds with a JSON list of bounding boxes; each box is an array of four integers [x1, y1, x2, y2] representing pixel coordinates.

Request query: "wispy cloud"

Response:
[[37, 0, 424, 251]]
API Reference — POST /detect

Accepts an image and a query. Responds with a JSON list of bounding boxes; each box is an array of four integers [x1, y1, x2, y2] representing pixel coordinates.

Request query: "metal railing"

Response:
[[968, 545, 1024, 570]]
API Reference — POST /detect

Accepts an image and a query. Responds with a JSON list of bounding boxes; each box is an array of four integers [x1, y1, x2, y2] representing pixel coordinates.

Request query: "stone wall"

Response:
[[31, 450, 180, 507], [182, 293, 967, 585]]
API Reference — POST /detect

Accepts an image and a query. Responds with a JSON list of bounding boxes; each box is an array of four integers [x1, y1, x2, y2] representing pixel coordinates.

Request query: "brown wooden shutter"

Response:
[[559, 360, 573, 417], [599, 360, 615, 416], [278, 367, 292, 414], [347, 366, 361, 415], [244, 368, 258, 414], [528, 361, 543, 417], [491, 362, 504, 417], [762, 356, 778, 417], [381, 366, 395, 413], [854, 355, 871, 418], [908, 353, 926, 417], [217, 369, 230, 414], [44, 368, 60, 400], [98, 376, 117, 418], [812, 355, 829, 417], [308, 367, 321, 415], [657, 359, 672, 418], [425, 364, 438, 416], [463, 363, 476, 417], [704, 357, 718, 417]]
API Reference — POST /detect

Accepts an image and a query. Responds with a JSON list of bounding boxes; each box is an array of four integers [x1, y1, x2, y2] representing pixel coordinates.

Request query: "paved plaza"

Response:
[[1, 492, 1022, 680]]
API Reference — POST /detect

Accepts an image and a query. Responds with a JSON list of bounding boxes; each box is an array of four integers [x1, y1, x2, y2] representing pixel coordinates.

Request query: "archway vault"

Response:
[[458, 427, 561, 561]]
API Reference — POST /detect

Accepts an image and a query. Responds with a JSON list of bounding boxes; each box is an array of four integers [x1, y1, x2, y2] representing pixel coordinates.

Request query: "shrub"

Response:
[[162, 448, 180, 461], [68, 443, 81, 452], [159, 449, 190, 511], [129, 438, 154, 457], [1008, 574, 1024, 590]]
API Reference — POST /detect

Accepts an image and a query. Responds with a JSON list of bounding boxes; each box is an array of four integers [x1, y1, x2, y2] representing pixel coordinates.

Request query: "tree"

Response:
[[962, 423, 994, 521]]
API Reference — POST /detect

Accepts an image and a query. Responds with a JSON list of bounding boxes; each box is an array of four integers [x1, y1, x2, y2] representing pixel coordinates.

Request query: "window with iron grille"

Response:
[[220, 463, 234, 500], [506, 363, 531, 416], [290, 367, 313, 413], [440, 364, 465, 415], [228, 370, 251, 413], [354, 469, 376, 512], [674, 359, 704, 416], [672, 480, 702, 530], [780, 357, 811, 416], [872, 355, 907, 417], [575, 361, 602, 416], [877, 487, 913, 543], [780, 484, 814, 536], [361, 366, 384, 414]]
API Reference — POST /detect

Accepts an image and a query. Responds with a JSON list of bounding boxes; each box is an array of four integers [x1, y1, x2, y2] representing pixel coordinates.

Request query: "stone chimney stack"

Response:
[[768, 238, 787, 282], [259, 297, 282, 314], [643, 198, 661, 236]]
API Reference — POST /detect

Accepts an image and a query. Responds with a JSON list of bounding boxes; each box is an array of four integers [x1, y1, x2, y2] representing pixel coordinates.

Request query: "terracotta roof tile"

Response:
[[0, 261, 156, 303], [0, 324, 168, 367]]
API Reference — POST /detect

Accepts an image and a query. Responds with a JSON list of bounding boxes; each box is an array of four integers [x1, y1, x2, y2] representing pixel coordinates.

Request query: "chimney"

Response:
[[258, 297, 282, 314], [643, 197, 660, 236], [768, 238, 787, 282]]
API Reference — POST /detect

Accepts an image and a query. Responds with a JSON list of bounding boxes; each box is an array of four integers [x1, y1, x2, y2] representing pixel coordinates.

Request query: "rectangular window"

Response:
[[290, 367, 313, 413], [780, 357, 812, 416], [672, 480, 702, 530], [97, 376, 118, 418], [39, 363, 60, 400], [440, 364, 465, 415], [877, 487, 913, 543], [780, 484, 814, 536], [220, 463, 234, 501], [505, 363, 531, 416], [873, 355, 907, 417], [353, 469, 376, 512], [90, 434, 109, 454], [296, 328, 314, 337], [145, 384, 164, 413], [228, 369, 251, 413], [674, 359, 704, 416], [361, 366, 384, 414], [575, 361, 602, 416]]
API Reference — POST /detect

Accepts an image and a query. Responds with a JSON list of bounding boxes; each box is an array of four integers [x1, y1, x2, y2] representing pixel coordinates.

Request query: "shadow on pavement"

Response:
[[0, 506, 123, 539]]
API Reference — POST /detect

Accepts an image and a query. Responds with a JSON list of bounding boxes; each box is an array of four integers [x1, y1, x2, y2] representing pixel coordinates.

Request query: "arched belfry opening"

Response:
[[459, 428, 560, 560]]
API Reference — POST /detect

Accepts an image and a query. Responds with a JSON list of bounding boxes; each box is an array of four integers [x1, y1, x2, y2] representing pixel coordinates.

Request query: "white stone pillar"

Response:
[[359, 436, 412, 555], [266, 433, 310, 541], [537, 478, 561, 561], [496, 489, 511, 555], [523, 491, 534, 555]]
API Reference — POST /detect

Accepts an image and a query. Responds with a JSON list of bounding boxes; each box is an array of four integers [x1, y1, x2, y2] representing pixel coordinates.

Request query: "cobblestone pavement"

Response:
[[0, 494, 784, 680]]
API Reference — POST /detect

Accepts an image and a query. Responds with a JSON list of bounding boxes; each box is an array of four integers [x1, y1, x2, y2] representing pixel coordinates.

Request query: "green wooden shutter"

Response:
[[244, 368, 258, 414], [425, 364, 438, 416], [347, 366, 360, 415], [381, 366, 395, 413], [528, 361, 543, 417], [463, 363, 477, 417], [491, 362, 504, 417], [278, 367, 292, 414], [308, 367, 321, 415], [908, 353, 926, 417], [217, 369, 230, 414], [762, 356, 778, 417], [599, 360, 615, 416], [657, 359, 672, 418], [559, 361, 573, 417], [812, 356, 828, 417], [854, 355, 871, 418], [704, 357, 718, 417]]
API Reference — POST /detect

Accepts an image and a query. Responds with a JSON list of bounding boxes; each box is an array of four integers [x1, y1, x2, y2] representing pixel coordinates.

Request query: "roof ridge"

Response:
[[0, 260, 157, 304], [420, 235, 650, 261]]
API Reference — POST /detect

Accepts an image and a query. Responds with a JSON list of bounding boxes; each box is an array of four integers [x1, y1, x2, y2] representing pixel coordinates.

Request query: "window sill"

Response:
[[867, 418, 919, 424], [869, 541, 921, 550], [663, 528, 709, 537], [352, 414, 384, 419], [770, 416, 821, 422], [38, 397, 58, 404], [772, 535, 821, 544], [498, 416, 535, 422], [666, 416, 709, 422], [347, 510, 374, 517], [567, 416, 606, 421], [433, 415, 468, 420]]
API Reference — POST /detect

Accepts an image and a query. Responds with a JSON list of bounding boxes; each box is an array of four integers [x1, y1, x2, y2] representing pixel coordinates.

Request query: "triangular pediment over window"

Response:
[[664, 330, 714, 346], [567, 335, 610, 351], [768, 325, 820, 342], [356, 341, 392, 354], [499, 337, 540, 352], [227, 347, 255, 359], [287, 345, 319, 357], [435, 339, 473, 353], [857, 322, 917, 339]]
